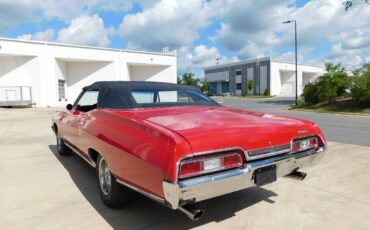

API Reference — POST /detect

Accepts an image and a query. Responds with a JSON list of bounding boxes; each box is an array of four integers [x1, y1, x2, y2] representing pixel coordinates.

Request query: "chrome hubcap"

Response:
[[99, 158, 112, 196]]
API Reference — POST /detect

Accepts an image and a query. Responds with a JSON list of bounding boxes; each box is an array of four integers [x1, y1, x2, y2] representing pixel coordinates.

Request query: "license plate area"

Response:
[[254, 165, 277, 186]]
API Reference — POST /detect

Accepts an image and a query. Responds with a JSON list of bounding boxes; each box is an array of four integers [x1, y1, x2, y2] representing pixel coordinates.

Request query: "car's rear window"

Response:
[[131, 89, 216, 106]]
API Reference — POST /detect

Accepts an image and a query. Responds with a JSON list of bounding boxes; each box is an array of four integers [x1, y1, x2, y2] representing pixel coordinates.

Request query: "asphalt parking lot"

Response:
[[1, 107, 370, 230], [216, 96, 370, 147]]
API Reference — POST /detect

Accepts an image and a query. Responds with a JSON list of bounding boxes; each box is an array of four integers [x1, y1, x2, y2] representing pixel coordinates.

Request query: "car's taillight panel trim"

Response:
[[292, 136, 320, 153], [179, 152, 243, 179]]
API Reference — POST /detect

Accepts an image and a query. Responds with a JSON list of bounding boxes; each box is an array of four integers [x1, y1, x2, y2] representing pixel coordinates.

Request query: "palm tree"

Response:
[[343, 0, 369, 10], [178, 73, 200, 87]]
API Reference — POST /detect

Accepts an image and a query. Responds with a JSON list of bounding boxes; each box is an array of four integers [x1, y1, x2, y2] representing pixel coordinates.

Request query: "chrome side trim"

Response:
[[64, 142, 96, 168], [116, 179, 165, 204]]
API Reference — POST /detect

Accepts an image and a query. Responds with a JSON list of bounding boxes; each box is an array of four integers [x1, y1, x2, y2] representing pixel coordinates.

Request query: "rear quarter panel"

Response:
[[79, 109, 192, 198]]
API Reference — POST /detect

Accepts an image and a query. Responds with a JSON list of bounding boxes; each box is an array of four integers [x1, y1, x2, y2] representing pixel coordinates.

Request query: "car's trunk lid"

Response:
[[132, 106, 315, 154]]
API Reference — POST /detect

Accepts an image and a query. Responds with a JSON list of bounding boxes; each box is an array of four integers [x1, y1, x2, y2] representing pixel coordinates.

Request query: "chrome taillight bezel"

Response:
[[292, 136, 319, 153], [178, 152, 243, 179]]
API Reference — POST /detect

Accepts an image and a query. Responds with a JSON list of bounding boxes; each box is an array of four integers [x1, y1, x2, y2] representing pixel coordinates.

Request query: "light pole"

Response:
[[283, 20, 298, 105]]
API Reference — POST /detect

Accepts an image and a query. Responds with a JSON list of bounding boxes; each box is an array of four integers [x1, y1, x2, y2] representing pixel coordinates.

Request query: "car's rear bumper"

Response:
[[163, 147, 326, 209]]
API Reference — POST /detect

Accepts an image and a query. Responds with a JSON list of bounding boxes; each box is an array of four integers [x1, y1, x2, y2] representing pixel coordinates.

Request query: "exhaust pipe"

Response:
[[285, 170, 307, 181], [178, 204, 204, 221]]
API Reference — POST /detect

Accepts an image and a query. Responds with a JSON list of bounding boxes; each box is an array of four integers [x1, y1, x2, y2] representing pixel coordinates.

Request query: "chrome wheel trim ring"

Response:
[[99, 157, 112, 196]]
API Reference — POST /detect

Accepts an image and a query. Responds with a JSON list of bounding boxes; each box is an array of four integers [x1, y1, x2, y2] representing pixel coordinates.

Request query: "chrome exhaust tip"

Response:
[[178, 204, 204, 221], [285, 170, 307, 181]]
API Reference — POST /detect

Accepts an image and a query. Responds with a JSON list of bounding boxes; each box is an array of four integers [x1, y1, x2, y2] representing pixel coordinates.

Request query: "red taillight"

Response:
[[179, 161, 203, 178], [310, 137, 319, 148], [179, 152, 243, 179], [293, 142, 300, 152], [293, 136, 319, 153], [223, 154, 243, 168]]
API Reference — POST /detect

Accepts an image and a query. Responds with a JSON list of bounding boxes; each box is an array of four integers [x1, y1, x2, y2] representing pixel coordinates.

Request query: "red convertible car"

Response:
[[52, 81, 327, 220]]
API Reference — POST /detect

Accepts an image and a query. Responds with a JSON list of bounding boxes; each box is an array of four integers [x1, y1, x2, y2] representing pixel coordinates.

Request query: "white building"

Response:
[[204, 57, 324, 96], [0, 37, 177, 107]]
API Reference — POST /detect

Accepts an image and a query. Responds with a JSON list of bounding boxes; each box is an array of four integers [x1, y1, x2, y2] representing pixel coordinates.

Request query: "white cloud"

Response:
[[0, 0, 132, 32], [0, 0, 36, 32], [57, 15, 114, 47], [17, 29, 56, 42], [99, 0, 134, 12], [134, 0, 159, 9], [16, 15, 114, 47], [178, 45, 238, 76], [273, 51, 304, 64], [119, 0, 227, 51], [39, 0, 100, 22], [215, 0, 293, 58], [366, 56, 370, 63], [214, 0, 370, 69]]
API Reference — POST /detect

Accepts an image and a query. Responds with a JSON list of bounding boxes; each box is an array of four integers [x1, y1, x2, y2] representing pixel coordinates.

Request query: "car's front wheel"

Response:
[[56, 131, 71, 156], [97, 155, 131, 208]]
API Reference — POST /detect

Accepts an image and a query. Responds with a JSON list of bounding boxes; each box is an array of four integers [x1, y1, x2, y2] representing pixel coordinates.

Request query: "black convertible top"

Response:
[[83, 81, 201, 92], [79, 81, 216, 109]]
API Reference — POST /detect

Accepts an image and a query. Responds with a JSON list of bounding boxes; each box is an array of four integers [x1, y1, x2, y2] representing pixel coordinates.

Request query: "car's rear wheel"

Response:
[[56, 130, 71, 156], [97, 155, 131, 208]]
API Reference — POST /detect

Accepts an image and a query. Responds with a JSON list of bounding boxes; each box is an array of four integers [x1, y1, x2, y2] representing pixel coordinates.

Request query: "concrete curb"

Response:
[[213, 96, 278, 101], [289, 108, 370, 117]]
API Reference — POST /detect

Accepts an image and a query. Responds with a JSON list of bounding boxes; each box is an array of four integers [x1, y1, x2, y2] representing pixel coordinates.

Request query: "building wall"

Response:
[[205, 58, 323, 96], [66, 61, 115, 104], [270, 61, 324, 96], [0, 38, 176, 107], [204, 58, 270, 95], [204, 70, 229, 82], [129, 65, 172, 82]]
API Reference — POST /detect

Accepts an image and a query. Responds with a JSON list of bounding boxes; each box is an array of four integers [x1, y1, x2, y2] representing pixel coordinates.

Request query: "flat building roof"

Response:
[[0, 37, 176, 57]]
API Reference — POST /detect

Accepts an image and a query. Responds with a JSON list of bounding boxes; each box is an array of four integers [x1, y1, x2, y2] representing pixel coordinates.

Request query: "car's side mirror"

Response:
[[66, 104, 73, 110]]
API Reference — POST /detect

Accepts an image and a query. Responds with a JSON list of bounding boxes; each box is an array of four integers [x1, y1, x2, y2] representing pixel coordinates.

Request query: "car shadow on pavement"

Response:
[[49, 145, 278, 229]]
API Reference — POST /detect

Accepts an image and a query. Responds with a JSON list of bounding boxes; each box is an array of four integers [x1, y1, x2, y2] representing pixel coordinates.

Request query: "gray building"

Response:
[[204, 57, 324, 96]]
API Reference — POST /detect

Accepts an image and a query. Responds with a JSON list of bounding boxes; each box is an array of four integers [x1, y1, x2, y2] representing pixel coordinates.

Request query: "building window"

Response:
[[58, 80, 65, 100], [236, 83, 242, 90], [208, 83, 217, 94], [235, 70, 242, 76], [221, 82, 229, 93]]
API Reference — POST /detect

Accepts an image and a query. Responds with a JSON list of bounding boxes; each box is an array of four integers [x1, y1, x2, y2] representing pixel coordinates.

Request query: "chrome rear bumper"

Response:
[[163, 147, 326, 209]]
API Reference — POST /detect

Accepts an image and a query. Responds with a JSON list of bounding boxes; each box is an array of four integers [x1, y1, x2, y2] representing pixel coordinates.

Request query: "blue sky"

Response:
[[1, 0, 369, 76]]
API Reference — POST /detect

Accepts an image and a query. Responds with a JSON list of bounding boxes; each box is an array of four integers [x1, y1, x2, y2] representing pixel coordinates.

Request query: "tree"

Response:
[[302, 63, 349, 104], [200, 79, 209, 92], [350, 63, 370, 104], [247, 80, 254, 95], [178, 73, 200, 87], [343, 0, 369, 10], [323, 63, 349, 96]]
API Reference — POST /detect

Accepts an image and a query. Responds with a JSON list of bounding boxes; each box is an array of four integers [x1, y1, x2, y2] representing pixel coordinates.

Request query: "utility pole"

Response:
[[283, 20, 298, 105], [215, 57, 221, 66]]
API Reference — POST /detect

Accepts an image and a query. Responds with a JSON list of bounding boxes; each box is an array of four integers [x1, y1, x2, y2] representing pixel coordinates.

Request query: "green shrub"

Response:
[[317, 78, 337, 103], [303, 82, 319, 104], [263, 88, 270, 96], [302, 63, 349, 104], [351, 63, 370, 104], [247, 80, 253, 94]]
